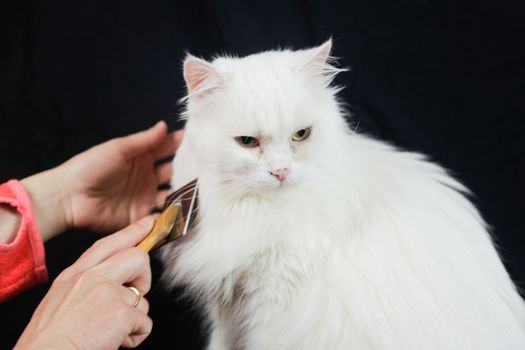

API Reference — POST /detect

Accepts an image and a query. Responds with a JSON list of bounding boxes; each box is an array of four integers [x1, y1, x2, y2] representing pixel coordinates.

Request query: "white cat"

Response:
[[161, 40, 525, 349]]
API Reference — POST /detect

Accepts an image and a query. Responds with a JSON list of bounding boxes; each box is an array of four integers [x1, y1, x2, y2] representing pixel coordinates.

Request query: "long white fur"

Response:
[[161, 40, 525, 349]]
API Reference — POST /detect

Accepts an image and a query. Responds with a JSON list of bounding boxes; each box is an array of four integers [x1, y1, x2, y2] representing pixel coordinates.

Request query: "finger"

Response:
[[92, 247, 152, 295], [119, 121, 168, 159], [174, 130, 184, 152], [121, 286, 150, 314], [155, 190, 171, 208], [156, 162, 173, 184], [73, 216, 154, 272], [121, 311, 153, 348], [152, 131, 178, 160]]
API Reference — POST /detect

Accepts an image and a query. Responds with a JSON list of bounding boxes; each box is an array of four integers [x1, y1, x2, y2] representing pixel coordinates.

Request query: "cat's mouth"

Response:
[[250, 178, 290, 194], [277, 179, 288, 187], [269, 177, 293, 191]]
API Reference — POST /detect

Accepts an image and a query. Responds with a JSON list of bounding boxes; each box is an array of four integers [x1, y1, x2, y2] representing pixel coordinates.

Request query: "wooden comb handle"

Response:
[[137, 203, 181, 252]]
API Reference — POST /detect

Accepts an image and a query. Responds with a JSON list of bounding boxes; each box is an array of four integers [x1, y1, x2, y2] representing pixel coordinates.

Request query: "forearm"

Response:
[[21, 166, 72, 242]]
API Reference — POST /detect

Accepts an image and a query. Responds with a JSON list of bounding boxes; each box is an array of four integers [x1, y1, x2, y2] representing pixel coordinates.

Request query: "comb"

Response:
[[137, 179, 198, 252]]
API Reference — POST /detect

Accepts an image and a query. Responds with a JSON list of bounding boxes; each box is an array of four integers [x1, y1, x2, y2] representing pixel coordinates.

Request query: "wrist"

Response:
[[21, 166, 73, 242]]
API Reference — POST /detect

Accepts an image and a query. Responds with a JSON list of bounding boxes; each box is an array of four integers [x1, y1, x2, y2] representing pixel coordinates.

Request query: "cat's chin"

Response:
[[256, 179, 297, 194]]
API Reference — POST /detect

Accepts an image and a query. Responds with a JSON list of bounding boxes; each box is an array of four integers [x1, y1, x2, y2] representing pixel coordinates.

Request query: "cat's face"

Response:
[[183, 40, 343, 196]]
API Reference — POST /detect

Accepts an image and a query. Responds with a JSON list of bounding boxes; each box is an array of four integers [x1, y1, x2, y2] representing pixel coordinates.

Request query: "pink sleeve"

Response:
[[0, 180, 48, 303]]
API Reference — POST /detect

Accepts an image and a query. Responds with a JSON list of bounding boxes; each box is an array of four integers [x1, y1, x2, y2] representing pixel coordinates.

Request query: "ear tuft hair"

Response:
[[298, 38, 348, 86], [182, 54, 221, 101]]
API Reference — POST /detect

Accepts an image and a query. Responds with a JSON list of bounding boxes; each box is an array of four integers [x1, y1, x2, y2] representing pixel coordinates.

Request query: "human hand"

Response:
[[15, 216, 155, 350], [22, 121, 184, 241]]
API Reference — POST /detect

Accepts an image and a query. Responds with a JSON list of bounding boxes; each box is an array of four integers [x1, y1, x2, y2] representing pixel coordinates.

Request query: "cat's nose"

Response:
[[270, 168, 289, 182]]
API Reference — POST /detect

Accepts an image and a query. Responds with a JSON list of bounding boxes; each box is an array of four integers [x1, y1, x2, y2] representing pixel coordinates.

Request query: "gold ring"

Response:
[[128, 286, 141, 308]]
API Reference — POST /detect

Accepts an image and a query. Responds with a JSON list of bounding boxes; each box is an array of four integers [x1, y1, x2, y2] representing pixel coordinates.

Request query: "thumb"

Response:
[[73, 215, 155, 272], [118, 121, 168, 158]]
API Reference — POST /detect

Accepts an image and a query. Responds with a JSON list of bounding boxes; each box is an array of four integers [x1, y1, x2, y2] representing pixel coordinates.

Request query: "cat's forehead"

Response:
[[210, 52, 319, 132], [214, 53, 301, 93]]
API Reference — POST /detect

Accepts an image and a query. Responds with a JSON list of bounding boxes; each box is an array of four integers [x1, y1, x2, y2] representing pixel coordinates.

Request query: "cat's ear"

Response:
[[183, 54, 221, 100], [298, 39, 345, 85]]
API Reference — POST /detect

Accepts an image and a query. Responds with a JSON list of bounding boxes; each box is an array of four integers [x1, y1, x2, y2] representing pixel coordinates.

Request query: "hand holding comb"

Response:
[[137, 179, 198, 252]]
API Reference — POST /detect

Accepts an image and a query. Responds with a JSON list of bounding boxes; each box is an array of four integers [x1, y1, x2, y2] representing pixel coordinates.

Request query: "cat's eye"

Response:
[[235, 136, 259, 148], [292, 127, 312, 141]]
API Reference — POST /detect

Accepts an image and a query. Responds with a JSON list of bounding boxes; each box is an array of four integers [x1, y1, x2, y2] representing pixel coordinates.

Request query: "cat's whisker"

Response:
[[163, 185, 199, 205], [169, 184, 199, 199], [163, 194, 198, 206], [219, 178, 254, 198], [185, 205, 200, 231], [146, 183, 199, 215], [352, 120, 360, 135]]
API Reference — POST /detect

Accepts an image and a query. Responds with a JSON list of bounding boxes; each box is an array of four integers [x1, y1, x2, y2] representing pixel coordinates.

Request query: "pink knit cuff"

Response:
[[0, 180, 48, 283]]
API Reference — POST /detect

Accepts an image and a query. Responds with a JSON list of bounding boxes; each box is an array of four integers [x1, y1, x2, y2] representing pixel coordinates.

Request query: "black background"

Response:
[[1, 1, 524, 349]]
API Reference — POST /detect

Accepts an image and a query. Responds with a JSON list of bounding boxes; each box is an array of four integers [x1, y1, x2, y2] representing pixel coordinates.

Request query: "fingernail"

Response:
[[151, 120, 164, 129], [138, 215, 154, 229]]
